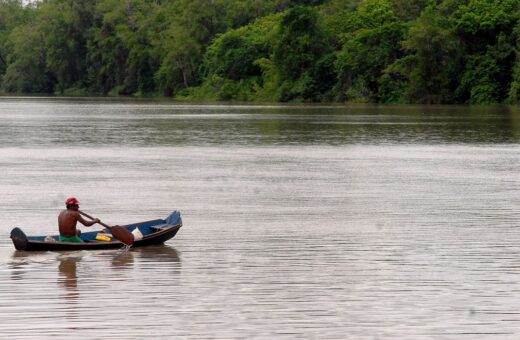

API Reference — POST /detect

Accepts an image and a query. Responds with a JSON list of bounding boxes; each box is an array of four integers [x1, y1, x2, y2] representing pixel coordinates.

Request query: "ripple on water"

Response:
[[1, 101, 520, 338]]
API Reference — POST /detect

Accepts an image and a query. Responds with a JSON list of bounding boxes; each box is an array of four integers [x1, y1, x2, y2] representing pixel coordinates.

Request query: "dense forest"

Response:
[[0, 0, 519, 104]]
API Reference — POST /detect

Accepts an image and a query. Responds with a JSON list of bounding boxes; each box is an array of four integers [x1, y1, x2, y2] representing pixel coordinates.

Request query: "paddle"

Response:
[[78, 210, 134, 246]]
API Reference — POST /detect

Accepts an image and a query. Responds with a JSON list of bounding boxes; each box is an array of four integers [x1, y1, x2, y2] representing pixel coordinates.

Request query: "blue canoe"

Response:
[[10, 211, 182, 251]]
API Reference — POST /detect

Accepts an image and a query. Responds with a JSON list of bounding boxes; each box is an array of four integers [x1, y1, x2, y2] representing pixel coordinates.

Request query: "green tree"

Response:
[[396, 7, 463, 103], [203, 14, 280, 81], [509, 54, 520, 103], [1, 0, 519, 104], [336, 22, 409, 102], [198, 14, 279, 100], [0, 0, 31, 84], [334, 0, 407, 102], [39, 0, 96, 93], [449, 0, 520, 103], [457, 34, 515, 103], [326, 0, 398, 38], [272, 5, 333, 101], [87, 0, 158, 95], [2, 23, 53, 92], [87, 0, 131, 94], [390, 0, 430, 21], [509, 22, 520, 102], [155, 24, 200, 96]]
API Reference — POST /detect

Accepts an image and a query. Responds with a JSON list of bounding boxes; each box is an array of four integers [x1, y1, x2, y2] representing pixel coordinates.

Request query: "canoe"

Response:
[[10, 211, 182, 251]]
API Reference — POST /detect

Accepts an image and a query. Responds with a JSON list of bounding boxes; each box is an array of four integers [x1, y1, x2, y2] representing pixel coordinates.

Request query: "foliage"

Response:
[[270, 5, 334, 101], [334, 0, 408, 102], [2, 23, 53, 92], [450, 0, 520, 103], [0, 0, 33, 85], [389, 0, 430, 21], [0, 0, 520, 104], [457, 34, 515, 104], [199, 14, 279, 100], [397, 7, 463, 103], [40, 0, 96, 93]]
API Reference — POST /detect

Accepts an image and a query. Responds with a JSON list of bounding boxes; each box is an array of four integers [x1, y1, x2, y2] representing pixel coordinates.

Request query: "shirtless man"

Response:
[[58, 197, 100, 242]]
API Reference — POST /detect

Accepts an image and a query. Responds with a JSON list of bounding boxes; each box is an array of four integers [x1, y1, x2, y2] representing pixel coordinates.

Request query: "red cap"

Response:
[[65, 197, 80, 206]]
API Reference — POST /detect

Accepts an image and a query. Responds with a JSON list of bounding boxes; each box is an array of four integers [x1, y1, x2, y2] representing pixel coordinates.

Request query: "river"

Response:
[[1, 97, 520, 339]]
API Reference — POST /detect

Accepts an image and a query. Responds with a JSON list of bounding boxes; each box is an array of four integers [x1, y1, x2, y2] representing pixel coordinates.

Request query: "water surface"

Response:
[[1, 98, 520, 339]]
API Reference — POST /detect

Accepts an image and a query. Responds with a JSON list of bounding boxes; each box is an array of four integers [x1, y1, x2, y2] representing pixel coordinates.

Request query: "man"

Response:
[[58, 197, 100, 242]]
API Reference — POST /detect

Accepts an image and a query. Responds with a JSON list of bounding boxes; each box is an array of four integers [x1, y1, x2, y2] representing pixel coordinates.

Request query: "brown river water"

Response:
[[1, 98, 520, 339]]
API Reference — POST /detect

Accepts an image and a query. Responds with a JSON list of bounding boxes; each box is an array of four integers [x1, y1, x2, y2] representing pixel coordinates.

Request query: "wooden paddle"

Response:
[[78, 210, 134, 246]]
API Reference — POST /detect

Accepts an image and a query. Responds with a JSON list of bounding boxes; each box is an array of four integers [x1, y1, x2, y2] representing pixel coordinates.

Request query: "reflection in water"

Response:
[[1, 99, 520, 147], [4, 100, 520, 339], [57, 254, 81, 301], [111, 249, 135, 268], [54, 246, 181, 303], [132, 245, 181, 263], [9, 251, 54, 281], [6, 246, 181, 312], [9, 251, 31, 281]]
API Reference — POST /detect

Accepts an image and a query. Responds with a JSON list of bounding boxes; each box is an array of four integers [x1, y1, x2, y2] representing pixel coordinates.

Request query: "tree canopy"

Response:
[[0, 0, 519, 104]]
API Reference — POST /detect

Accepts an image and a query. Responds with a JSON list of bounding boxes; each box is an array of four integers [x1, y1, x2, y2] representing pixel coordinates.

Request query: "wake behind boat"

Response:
[[10, 211, 182, 251]]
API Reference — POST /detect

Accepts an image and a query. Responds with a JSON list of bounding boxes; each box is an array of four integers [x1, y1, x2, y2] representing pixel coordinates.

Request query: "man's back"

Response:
[[58, 209, 79, 236]]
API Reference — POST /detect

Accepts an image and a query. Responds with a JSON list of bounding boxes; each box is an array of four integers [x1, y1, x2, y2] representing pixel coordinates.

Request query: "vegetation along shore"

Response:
[[0, 0, 519, 104]]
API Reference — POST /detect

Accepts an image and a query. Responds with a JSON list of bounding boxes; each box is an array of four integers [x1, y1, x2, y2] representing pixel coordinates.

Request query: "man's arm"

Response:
[[77, 213, 100, 227]]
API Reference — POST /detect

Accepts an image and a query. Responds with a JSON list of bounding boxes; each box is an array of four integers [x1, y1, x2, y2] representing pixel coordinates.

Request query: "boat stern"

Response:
[[10, 227, 28, 251]]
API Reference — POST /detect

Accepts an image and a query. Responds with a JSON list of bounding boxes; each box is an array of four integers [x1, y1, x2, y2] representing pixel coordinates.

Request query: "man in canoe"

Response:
[[58, 197, 100, 242]]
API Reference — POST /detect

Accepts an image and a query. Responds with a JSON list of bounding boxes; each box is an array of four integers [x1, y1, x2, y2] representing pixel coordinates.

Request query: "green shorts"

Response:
[[59, 234, 84, 243]]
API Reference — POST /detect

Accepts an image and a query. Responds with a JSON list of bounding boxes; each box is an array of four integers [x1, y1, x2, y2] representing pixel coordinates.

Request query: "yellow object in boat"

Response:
[[96, 233, 112, 242]]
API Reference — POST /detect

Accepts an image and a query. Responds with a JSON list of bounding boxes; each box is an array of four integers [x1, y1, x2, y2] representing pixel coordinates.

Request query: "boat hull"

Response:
[[10, 211, 182, 251]]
